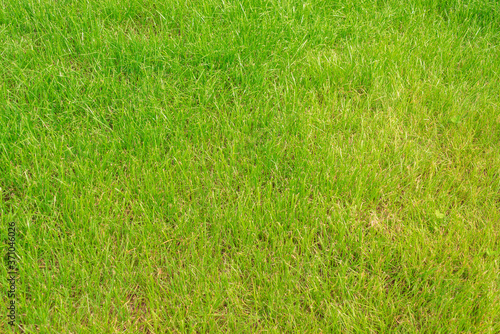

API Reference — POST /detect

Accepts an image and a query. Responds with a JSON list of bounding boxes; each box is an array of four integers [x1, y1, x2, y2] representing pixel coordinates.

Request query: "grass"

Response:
[[1, 0, 499, 332]]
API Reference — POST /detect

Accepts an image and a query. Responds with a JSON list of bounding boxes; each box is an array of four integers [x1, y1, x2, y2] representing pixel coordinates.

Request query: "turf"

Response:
[[1, 0, 500, 332]]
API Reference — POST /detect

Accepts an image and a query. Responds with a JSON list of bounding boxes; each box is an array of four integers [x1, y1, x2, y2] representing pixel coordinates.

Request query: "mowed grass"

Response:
[[1, 0, 500, 332]]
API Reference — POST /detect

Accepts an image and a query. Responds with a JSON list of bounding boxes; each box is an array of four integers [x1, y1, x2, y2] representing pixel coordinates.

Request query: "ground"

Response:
[[1, 0, 500, 332]]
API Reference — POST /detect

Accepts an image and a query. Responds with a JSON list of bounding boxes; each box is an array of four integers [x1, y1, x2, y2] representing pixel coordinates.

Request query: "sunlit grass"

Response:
[[1, 0, 499, 332]]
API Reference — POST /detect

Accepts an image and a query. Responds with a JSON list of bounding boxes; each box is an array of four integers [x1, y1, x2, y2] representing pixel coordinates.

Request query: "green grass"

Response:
[[1, 0, 500, 332]]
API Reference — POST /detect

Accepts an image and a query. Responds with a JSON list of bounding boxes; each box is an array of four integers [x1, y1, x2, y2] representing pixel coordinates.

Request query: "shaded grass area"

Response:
[[1, 0, 500, 332]]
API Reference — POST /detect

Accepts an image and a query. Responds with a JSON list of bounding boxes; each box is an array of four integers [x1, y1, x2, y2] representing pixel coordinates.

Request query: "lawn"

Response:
[[1, 0, 500, 332]]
